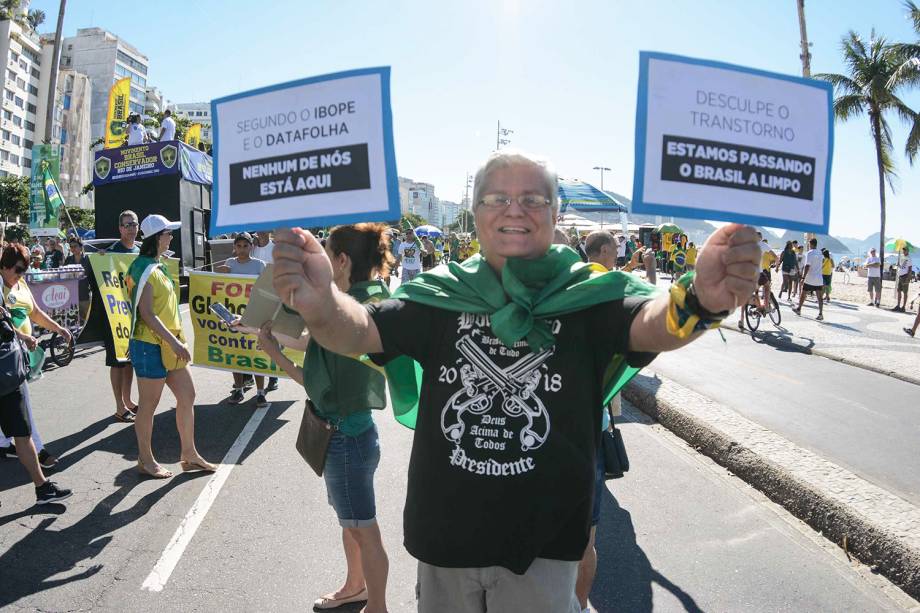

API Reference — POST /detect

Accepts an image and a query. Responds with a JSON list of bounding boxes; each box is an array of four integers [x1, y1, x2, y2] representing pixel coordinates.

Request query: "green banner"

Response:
[[29, 144, 62, 237]]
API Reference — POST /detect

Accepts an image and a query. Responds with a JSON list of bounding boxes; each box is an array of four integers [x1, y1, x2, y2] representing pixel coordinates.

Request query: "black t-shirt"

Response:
[[64, 254, 91, 301], [47, 249, 64, 269], [368, 297, 655, 573]]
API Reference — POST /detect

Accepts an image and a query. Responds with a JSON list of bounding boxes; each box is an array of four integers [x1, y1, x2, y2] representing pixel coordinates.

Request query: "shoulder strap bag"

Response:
[[602, 400, 630, 480], [295, 399, 335, 477], [0, 306, 29, 396]]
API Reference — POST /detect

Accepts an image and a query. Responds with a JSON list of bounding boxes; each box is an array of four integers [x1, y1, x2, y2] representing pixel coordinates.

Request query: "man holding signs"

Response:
[[272, 149, 760, 611]]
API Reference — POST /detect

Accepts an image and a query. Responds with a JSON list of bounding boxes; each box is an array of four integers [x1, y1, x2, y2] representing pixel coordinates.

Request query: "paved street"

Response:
[[1, 312, 917, 611], [648, 325, 920, 507], [652, 276, 920, 385]]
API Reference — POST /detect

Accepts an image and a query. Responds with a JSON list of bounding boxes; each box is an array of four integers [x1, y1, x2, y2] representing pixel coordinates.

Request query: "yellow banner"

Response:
[[104, 77, 131, 149], [185, 123, 202, 148], [89, 253, 180, 361], [188, 271, 303, 377]]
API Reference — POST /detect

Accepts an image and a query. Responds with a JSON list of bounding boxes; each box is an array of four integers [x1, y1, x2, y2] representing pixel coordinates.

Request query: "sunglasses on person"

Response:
[[478, 193, 552, 210], [14, 263, 27, 274], [121, 221, 139, 228]]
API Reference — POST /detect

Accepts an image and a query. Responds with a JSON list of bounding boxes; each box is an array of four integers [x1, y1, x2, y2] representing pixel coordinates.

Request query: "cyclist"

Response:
[[738, 233, 777, 329]]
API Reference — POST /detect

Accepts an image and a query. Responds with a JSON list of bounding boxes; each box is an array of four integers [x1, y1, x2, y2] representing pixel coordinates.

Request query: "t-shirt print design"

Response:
[[442, 313, 561, 477]]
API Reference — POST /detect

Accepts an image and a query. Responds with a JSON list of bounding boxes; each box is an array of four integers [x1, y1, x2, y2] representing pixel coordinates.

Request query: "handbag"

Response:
[[602, 404, 629, 480], [155, 329, 189, 371], [0, 307, 29, 396], [295, 399, 335, 477]]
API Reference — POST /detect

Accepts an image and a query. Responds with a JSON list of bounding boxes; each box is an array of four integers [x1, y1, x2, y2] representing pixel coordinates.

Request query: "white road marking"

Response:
[[141, 406, 269, 592]]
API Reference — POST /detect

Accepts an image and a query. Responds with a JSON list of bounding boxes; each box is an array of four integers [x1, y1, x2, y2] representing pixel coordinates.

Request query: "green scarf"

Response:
[[303, 280, 390, 416], [383, 245, 662, 428]]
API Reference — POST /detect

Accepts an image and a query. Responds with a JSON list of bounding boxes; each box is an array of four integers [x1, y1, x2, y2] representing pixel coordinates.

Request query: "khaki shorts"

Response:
[[417, 558, 580, 613]]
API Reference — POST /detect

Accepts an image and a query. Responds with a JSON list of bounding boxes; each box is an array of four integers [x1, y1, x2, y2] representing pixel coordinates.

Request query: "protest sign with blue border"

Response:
[[632, 52, 833, 234], [210, 66, 399, 235]]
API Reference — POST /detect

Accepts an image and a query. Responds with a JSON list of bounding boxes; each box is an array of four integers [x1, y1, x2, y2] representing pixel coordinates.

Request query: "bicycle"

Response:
[[743, 289, 781, 332]]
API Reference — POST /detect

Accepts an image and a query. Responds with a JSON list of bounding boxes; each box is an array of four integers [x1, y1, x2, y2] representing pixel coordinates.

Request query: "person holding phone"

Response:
[[216, 232, 269, 407], [258, 223, 393, 613], [127, 215, 215, 479]]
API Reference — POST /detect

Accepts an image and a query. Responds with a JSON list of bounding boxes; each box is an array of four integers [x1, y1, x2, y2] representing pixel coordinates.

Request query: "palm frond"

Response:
[[833, 94, 865, 120], [905, 0, 920, 35], [814, 72, 862, 96]]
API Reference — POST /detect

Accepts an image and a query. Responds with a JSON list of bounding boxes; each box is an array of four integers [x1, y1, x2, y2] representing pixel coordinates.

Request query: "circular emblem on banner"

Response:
[[41, 284, 70, 310]]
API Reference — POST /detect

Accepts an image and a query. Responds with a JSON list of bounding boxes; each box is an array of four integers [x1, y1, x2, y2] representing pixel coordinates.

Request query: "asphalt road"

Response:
[[648, 327, 920, 507], [0, 311, 915, 611]]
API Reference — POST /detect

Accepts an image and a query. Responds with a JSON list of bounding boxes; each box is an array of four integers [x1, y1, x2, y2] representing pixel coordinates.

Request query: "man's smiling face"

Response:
[[474, 163, 556, 272]]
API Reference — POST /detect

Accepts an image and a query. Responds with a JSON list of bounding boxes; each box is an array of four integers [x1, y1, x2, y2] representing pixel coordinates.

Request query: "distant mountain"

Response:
[[774, 230, 851, 254]]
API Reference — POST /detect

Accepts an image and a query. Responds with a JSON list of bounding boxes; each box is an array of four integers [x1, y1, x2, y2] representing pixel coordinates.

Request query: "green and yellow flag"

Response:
[[104, 77, 131, 149], [41, 163, 63, 226], [185, 123, 202, 148]]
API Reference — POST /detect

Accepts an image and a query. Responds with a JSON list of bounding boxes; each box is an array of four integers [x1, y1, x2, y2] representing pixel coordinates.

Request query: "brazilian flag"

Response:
[[42, 164, 64, 225]]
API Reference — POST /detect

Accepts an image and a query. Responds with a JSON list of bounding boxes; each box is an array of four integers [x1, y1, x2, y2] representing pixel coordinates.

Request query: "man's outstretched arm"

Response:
[[272, 228, 383, 356], [630, 224, 760, 353]]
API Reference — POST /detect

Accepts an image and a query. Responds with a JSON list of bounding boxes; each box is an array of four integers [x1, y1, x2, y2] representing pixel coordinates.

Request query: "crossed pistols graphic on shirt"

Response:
[[441, 318, 556, 477]]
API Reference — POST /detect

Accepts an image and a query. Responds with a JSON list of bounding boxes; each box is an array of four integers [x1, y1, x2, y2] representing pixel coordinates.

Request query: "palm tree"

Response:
[[815, 31, 920, 263], [0, 0, 20, 21], [26, 8, 44, 31]]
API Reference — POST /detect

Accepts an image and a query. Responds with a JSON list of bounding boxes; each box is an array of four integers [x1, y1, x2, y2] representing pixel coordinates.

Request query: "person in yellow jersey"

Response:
[[821, 248, 834, 301], [127, 215, 216, 479], [469, 231, 481, 256], [739, 232, 777, 329], [685, 242, 698, 271]]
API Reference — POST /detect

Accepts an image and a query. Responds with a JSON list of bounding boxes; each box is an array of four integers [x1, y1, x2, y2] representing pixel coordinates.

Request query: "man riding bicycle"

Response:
[[739, 233, 778, 329]]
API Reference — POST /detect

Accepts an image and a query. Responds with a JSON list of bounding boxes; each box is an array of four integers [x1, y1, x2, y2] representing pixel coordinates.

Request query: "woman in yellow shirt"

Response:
[[128, 215, 215, 478]]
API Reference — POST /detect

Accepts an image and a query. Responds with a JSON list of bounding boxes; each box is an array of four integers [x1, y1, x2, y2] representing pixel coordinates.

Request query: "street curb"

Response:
[[721, 321, 920, 388], [623, 374, 920, 602]]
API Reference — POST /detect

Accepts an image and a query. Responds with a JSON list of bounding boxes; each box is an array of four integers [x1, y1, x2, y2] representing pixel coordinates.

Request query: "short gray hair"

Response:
[[472, 149, 558, 213]]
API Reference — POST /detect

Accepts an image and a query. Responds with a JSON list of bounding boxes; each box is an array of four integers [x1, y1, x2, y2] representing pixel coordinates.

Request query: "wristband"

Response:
[[666, 271, 729, 339]]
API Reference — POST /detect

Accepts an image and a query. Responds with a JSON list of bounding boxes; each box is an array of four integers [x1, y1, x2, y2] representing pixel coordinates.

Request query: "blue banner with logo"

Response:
[[93, 141, 212, 186]]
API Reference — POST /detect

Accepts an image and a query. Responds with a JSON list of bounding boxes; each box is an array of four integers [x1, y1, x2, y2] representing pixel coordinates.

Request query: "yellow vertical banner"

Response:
[[188, 271, 303, 377], [89, 254, 180, 361], [185, 123, 202, 148], [104, 77, 132, 149]]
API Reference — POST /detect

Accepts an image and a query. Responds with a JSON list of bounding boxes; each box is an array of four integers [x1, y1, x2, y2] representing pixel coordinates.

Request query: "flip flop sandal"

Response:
[[114, 411, 136, 423]]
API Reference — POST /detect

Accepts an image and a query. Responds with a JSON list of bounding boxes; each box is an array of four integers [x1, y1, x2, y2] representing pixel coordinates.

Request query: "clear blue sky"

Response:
[[30, 0, 920, 242]]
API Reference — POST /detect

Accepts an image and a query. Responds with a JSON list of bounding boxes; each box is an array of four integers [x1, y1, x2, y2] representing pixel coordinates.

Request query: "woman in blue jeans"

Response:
[[258, 222, 392, 613]]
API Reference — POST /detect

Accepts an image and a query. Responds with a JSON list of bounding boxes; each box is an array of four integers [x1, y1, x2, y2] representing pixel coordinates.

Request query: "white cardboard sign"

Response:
[[210, 67, 399, 234], [632, 52, 833, 233]]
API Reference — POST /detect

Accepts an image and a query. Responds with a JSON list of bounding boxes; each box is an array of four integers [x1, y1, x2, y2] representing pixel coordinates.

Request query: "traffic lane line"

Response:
[[141, 404, 271, 592]]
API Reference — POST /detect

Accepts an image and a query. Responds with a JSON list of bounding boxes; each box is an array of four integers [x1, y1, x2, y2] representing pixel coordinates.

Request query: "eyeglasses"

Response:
[[121, 221, 139, 228], [13, 264, 27, 274], [478, 194, 553, 210]]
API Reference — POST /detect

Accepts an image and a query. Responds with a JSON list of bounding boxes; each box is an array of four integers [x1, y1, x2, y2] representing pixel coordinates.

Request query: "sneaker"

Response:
[[241, 375, 255, 391], [816, 314, 824, 321], [38, 449, 58, 469], [35, 481, 72, 505], [265, 377, 279, 392], [255, 393, 269, 409], [227, 388, 245, 405], [867, 301, 874, 306], [875, 302, 881, 307], [792, 307, 801, 315], [905, 327, 916, 338]]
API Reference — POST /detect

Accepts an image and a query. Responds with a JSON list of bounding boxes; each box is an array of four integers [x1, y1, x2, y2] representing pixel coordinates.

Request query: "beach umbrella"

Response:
[[414, 225, 442, 238], [884, 238, 917, 253], [557, 179, 628, 213]]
